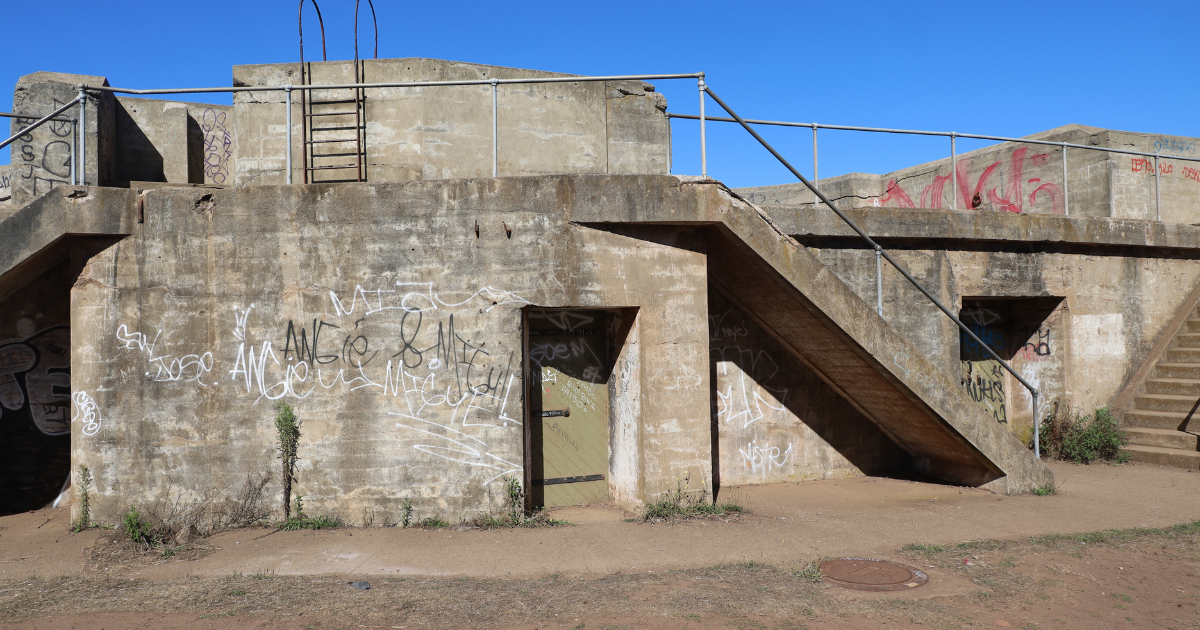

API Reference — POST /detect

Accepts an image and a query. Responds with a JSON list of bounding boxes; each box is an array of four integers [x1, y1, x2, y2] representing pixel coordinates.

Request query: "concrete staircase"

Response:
[[1122, 310, 1200, 469], [570, 175, 1054, 494]]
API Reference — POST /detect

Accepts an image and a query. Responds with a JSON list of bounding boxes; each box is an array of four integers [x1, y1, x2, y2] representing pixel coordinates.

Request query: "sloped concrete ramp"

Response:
[[568, 175, 1054, 493]]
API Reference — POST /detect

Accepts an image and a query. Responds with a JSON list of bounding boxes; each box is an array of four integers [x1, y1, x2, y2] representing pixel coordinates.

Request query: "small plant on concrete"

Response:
[[1037, 404, 1129, 464], [401, 497, 414, 528], [642, 473, 744, 521], [73, 465, 92, 533], [421, 516, 450, 529], [505, 476, 526, 524], [278, 495, 344, 531], [274, 401, 301, 519]]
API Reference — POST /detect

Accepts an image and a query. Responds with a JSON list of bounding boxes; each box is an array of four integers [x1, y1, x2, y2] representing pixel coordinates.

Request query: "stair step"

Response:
[[1144, 377, 1200, 396], [1174, 333, 1200, 348], [1134, 393, 1200, 413], [1123, 409, 1191, 430], [1122, 445, 1200, 469], [1154, 363, 1200, 379], [1125, 427, 1199, 450], [1166, 348, 1200, 363]]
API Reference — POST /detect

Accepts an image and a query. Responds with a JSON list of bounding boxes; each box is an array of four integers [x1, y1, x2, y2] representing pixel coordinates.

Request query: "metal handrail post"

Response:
[[491, 79, 499, 177], [812, 123, 818, 188], [950, 133, 957, 210], [1062, 143, 1069, 216], [1155, 153, 1162, 221], [701, 85, 1040, 451], [697, 74, 706, 178], [1032, 391, 1040, 459], [284, 85, 293, 185], [69, 118, 77, 185], [78, 88, 86, 186]]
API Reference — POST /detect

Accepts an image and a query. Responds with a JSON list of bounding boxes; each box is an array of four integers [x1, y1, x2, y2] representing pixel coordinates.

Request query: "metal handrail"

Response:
[[81, 73, 705, 95], [700, 86, 1046, 458], [667, 113, 1200, 164], [0, 111, 74, 122], [0, 98, 81, 151]]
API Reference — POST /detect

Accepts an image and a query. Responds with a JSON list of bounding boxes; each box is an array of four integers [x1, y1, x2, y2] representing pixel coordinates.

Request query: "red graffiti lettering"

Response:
[[1131, 158, 1152, 172], [1160, 162, 1174, 175], [874, 147, 1060, 213], [878, 178, 915, 208], [1184, 166, 1200, 183]]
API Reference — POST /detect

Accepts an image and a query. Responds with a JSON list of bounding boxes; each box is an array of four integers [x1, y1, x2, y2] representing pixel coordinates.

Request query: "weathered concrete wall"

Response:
[[114, 97, 233, 186], [709, 290, 908, 485], [70, 177, 709, 523], [9, 72, 115, 207], [231, 58, 669, 187], [768, 206, 1200, 439], [737, 125, 1200, 224]]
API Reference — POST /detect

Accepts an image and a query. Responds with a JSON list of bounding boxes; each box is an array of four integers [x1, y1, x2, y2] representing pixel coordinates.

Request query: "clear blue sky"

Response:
[[4, 0, 1195, 188]]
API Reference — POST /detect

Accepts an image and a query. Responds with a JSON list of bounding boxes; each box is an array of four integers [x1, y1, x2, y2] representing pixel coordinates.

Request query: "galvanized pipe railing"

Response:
[[0, 95, 84, 186], [81, 73, 707, 184], [668, 113, 1200, 220], [699, 86, 1048, 458]]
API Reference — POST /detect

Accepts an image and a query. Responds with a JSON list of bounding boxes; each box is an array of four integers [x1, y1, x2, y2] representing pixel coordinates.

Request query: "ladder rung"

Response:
[[308, 98, 358, 105], [307, 178, 362, 183], [305, 139, 360, 144], [310, 125, 362, 132], [306, 164, 360, 170], [305, 111, 358, 117], [311, 151, 364, 158]]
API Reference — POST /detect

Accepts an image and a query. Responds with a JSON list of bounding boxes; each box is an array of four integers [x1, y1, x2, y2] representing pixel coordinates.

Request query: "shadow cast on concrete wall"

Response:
[[708, 287, 913, 498], [114, 102, 164, 183]]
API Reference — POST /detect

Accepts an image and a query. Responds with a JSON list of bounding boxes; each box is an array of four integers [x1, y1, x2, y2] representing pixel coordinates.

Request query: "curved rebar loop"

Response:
[[299, 0, 327, 65], [354, 0, 379, 61]]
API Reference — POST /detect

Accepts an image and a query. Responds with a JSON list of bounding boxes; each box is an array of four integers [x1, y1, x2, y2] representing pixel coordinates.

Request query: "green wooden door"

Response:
[[529, 313, 609, 508]]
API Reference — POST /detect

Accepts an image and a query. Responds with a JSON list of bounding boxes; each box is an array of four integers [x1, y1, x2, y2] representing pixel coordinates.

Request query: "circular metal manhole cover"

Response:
[[819, 558, 929, 591]]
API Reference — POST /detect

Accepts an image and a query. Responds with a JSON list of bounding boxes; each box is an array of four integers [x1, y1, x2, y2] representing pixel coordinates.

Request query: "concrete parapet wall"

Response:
[[9, 72, 115, 207], [737, 124, 1200, 224], [231, 58, 669, 187], [114, 97, 233, 186]]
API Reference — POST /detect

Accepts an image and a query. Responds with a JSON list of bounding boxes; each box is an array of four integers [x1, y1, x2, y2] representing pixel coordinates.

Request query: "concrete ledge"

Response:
[[0, 186, 136, 301], [761, 205, 1200, 253]]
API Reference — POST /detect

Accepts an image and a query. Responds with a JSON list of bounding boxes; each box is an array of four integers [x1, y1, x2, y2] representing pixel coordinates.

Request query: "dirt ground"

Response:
[[1, 461, 1199, 629]]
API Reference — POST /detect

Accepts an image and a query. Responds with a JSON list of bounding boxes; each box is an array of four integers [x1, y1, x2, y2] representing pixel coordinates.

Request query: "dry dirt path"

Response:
[[0, 461, 1198, 629]]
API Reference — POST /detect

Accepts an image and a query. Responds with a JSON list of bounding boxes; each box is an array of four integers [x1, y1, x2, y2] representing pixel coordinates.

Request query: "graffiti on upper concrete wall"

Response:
[[1152, 138, 1197, 157], [0, 324, 71, 436], [201, 108, 232, 184], [11, 100, 74, 197], [876, 148, 1062, 214]]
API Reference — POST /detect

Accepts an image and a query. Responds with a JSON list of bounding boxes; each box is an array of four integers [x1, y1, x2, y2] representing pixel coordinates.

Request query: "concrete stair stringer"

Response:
[[0, 186, 136, 303], [567, 174, 1054, 494]]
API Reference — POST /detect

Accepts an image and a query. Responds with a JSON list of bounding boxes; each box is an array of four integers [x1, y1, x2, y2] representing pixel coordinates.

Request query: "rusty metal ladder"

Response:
[[298, 0, 377, 184]]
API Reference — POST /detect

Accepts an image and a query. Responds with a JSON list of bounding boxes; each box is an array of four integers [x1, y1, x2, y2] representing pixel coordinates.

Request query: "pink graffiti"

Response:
[[874, 148, 1060, 214]]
